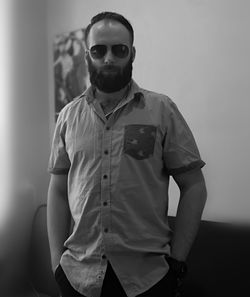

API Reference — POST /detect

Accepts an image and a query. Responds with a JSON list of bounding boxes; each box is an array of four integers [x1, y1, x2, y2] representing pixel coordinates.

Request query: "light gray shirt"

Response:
[[48, 80, 205, 297]]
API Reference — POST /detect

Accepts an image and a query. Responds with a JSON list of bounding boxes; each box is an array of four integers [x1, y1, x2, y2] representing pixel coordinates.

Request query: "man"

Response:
[[47, 11, 207, 297]]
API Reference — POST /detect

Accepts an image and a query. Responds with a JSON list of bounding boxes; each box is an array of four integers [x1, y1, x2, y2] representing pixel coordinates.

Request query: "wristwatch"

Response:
[[166, 256, 188, 279]]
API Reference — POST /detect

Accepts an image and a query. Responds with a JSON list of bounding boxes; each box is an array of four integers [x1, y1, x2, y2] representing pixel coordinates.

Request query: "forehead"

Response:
[[87, 19, 131, 47]]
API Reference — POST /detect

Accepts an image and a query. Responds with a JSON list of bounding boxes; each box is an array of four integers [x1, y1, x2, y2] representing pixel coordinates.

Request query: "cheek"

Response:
[[116, 57, 130, 68], [86, 54, 100, 67], [92, 61, 102, 67]]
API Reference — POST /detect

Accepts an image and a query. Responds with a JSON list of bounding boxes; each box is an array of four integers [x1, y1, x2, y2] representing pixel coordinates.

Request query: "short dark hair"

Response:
[[84, 11, 134, 47]]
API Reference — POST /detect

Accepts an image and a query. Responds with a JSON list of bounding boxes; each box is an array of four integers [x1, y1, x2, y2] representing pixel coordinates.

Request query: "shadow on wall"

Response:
[[0, 180, 36, 295]]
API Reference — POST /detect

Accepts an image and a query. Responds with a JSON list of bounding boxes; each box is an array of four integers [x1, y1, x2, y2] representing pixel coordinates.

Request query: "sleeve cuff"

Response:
[[167, 160, 206, 176], [48, 168, 69, 175]]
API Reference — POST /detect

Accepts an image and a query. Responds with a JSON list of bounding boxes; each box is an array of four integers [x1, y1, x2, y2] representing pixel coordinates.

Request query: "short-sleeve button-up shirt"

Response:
[[48, 80, 205, 297]]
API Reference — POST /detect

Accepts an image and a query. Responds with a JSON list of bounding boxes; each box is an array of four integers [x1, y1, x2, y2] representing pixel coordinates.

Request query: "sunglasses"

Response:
[[88, 44, 129, 60]]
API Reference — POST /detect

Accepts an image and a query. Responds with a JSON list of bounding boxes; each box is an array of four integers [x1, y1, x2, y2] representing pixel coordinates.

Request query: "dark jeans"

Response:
[[54, 261, 180, 297]]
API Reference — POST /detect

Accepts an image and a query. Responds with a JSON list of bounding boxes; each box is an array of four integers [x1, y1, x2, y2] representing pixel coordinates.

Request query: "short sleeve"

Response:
[[48, 110, 71, 175], [163, 100, 205, 175]]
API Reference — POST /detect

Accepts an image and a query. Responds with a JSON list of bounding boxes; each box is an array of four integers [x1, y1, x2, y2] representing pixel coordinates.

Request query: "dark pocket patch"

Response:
[[123, 125, 156, 160]]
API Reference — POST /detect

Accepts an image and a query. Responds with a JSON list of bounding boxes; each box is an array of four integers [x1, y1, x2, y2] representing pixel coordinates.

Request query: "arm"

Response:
[[170, 168, 207, 261], [47, 174, 71, 272]]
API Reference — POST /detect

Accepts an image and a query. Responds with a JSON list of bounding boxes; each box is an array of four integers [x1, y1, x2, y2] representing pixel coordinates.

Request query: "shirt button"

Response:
[[106, 126, 110, 131], [102, 254, 107, 259], [104, 150, 109, 155], [103, 201, 108, 206], [104, 228, 109, 233], [103, 174, 108, 179]]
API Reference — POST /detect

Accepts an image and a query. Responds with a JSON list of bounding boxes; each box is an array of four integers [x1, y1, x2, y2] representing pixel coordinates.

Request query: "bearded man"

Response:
[[47, 11, 207, 297]]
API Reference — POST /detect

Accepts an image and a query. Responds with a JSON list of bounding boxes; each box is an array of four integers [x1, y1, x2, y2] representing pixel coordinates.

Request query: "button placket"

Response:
[[101, 123, 112, 243]]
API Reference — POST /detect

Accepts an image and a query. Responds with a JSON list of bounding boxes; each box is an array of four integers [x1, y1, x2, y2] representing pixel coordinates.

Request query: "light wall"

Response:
[[10, 0, 249, 222], [10, 0, 50, 204]]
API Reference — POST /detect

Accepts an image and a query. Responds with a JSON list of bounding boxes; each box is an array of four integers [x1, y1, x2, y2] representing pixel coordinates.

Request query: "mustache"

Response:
[[100, 65, 119, 71]]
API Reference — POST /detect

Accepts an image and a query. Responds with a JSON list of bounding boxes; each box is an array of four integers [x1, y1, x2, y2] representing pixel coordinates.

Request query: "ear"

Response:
[[131, 46, 136, 62], [85, 50, 89, 63]]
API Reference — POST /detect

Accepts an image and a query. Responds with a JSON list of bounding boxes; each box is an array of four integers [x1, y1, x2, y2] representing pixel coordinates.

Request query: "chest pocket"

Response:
[[123, 124, 157, 160]]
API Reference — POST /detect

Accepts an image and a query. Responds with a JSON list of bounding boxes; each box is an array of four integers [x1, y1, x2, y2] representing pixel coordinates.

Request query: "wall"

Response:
[[46, 0, 250, 223], [10, 0, 50, 204]]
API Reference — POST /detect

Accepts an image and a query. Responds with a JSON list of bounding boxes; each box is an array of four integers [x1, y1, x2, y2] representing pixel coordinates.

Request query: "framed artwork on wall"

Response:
[[53, 28, 88, 121]]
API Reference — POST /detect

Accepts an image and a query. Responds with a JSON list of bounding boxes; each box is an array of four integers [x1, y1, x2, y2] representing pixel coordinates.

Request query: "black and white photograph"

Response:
[[0, 1, 249, 297]]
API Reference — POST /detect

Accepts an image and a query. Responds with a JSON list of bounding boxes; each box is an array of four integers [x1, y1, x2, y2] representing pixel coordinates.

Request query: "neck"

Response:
[[94, 83, 129, 104]]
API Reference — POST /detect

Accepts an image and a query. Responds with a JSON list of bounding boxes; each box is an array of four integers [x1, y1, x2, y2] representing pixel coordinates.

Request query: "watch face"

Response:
[[167, 257, 187, 278], [180, 265, 187, 274]]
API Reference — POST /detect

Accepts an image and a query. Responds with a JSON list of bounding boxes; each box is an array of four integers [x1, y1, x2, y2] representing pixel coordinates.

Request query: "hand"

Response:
[[166, 256, 187, 296]]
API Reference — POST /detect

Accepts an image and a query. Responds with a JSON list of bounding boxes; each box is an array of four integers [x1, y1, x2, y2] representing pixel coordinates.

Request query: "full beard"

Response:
[[87, 56, 133, 93]]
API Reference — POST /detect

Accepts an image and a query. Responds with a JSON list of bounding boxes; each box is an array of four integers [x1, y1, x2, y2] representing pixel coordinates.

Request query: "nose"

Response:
[[104, 47, 115, 64]]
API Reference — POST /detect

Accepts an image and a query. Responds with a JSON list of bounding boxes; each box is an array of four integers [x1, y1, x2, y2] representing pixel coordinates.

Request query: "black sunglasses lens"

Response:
[[90, 45, 107, 59], [113, 44, 129, 58], [90, 44, 129, 59]]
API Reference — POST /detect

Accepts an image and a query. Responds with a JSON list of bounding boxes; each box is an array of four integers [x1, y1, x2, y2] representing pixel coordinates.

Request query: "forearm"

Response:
[[170, 182, 207, 261], [47, 182, 71, 270]]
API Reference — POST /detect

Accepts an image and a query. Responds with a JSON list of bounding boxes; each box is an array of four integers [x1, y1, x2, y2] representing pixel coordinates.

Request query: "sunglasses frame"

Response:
[[87, 44, 130, 60]]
